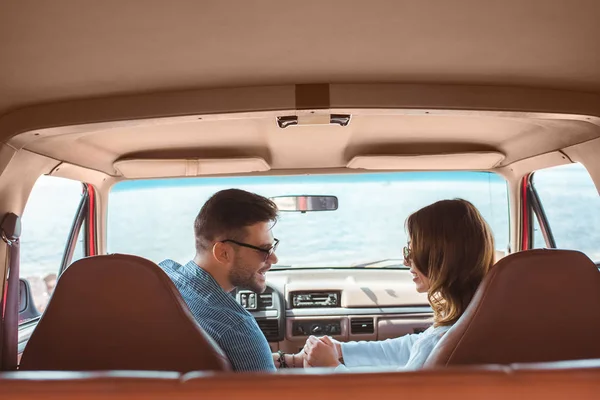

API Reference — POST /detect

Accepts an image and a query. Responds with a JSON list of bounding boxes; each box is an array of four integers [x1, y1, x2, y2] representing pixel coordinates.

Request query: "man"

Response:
[[159, 188, 280, 372]]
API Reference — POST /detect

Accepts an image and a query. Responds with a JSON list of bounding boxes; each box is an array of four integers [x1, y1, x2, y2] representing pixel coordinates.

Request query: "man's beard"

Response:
[[229, 256, 266, 293]]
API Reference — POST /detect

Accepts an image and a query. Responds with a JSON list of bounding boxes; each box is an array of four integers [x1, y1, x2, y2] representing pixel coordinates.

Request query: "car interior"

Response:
[[1, 0, 600, 399]]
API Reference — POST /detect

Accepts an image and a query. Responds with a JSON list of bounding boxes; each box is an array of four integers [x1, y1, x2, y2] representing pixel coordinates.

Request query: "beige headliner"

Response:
[[13, 107, 600, 176], [2, 0, 600, 116], [1, 1, 600, 177]]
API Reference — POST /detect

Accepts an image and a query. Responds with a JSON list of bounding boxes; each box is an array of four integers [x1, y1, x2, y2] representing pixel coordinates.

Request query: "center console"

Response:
[[286, 290, 347, 343], [291, 319, 343, 336]]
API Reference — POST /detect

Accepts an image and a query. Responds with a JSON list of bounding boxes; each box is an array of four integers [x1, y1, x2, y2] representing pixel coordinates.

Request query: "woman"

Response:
[[299, 198, 496, 371]]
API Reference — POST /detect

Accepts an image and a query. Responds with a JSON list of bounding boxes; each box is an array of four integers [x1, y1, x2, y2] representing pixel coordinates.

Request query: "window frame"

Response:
[[525, 163, 599, 265], [18, 179, 93, 328], [526, 173, 557, 249], [59, 183, 89, 274]]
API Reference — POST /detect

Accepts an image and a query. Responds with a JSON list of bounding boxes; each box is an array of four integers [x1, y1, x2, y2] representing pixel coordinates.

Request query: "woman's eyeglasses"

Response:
[[403, 245, 411, 263], [221, 238, 280, 262]]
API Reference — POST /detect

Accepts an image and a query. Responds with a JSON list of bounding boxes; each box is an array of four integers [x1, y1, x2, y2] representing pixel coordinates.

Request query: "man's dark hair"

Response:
[[194, 189, 278, 252]]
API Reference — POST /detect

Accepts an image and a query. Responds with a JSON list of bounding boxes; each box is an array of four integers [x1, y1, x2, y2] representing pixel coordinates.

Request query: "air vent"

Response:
[[258, 293, 273, 308], [351, 318, 374, 334], [256, 319, 279, 341]]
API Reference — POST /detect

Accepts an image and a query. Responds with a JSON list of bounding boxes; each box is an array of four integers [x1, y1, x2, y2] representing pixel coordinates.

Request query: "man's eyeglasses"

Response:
[[221, 238, 280, 262]]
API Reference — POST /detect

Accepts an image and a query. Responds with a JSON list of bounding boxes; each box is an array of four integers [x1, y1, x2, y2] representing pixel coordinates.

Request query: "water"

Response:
[[20, 167, 600, 281], [107, 172, 511, 266]]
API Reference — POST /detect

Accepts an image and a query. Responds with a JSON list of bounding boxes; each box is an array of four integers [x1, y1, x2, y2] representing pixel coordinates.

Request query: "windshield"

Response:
[[107, 171, 509, 268]]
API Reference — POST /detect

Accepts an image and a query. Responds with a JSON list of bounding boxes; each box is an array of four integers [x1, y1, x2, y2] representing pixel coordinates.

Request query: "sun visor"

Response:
[[114, 157, 270, 178], [347, 152, 505, 170]]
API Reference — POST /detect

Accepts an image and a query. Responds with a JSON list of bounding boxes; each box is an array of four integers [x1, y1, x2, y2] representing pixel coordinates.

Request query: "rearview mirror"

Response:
[[270, 195, 338, 212]]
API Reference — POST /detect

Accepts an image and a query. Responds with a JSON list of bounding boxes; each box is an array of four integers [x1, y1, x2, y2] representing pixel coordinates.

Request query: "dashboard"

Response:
[[235, 268, 433, 353]]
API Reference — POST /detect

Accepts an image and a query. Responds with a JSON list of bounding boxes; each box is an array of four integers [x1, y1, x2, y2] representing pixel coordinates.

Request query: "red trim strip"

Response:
[[521, 175, 530, 251], [1, 282, 6, 318], [87, 185, 96, 256]]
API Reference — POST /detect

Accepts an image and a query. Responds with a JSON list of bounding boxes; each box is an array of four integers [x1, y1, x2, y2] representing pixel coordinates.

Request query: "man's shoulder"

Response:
[[158, 259, 182, 270], [156, 260, 253, 325], [157, 259, 199, 295], [158, 259, 197, 281]]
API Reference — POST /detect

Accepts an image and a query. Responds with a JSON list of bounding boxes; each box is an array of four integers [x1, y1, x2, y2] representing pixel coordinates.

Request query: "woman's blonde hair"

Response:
[[406, 199, 495, 327]]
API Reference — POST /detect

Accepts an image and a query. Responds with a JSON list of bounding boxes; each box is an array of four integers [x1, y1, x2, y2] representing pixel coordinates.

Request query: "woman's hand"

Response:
[[291, 349, 305, 367], [303, 335, 342, 368]]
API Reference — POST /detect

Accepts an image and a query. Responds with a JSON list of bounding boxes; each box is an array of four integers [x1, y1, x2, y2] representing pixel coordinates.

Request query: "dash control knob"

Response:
[[311, 325, 323, 334]]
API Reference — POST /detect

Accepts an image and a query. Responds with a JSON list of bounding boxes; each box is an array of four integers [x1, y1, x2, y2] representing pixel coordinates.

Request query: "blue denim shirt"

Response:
[[158, 259, 275, 372]]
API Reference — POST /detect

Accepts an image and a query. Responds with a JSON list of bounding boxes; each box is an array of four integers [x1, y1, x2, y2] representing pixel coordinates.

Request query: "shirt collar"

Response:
[[182, 260, 234, 295]]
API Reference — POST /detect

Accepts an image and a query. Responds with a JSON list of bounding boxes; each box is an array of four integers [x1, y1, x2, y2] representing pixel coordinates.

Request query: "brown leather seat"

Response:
[[19, 254, 231, 372], [0, 370, 183, 398], [425, 249, 600, 367]]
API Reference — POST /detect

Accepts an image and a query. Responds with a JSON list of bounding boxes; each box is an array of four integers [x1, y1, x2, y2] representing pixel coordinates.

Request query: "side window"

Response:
[[531, 163, 600, 262], [20, 176, 85, 320]]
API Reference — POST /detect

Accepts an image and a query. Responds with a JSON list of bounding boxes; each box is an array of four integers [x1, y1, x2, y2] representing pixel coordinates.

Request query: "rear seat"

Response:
[[509, 358, 600, 371], [2, 360, 600, 399], [0, 371, 182, 397]]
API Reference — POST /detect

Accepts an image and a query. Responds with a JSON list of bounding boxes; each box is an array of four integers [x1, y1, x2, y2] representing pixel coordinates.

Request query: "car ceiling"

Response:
[[1, 0, 600, 116], [2, 0, 600, 178]]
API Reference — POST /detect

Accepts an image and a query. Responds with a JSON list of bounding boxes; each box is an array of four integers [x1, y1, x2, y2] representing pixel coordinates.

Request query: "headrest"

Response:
[[20, 254, 231, 372], [425, 249, 600, 367]]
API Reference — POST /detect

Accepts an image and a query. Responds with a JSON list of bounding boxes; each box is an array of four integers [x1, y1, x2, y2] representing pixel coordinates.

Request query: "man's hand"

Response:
[[304, 335, 342, 368], [273, 352, 281, 368], [272, 350, 306, 368]]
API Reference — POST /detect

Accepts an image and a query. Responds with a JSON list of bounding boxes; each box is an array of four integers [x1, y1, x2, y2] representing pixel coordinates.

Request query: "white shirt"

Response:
[[336, 325, 451, 372]]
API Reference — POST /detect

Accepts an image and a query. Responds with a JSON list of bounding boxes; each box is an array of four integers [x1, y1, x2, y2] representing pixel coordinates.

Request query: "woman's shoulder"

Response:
[[401, 325, 452, 370], [409, 325, 451, 352], [421, 324, 452, 339]]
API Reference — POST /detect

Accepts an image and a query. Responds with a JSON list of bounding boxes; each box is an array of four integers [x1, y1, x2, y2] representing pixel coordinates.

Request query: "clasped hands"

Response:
[[302, 335, 343, 368]]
